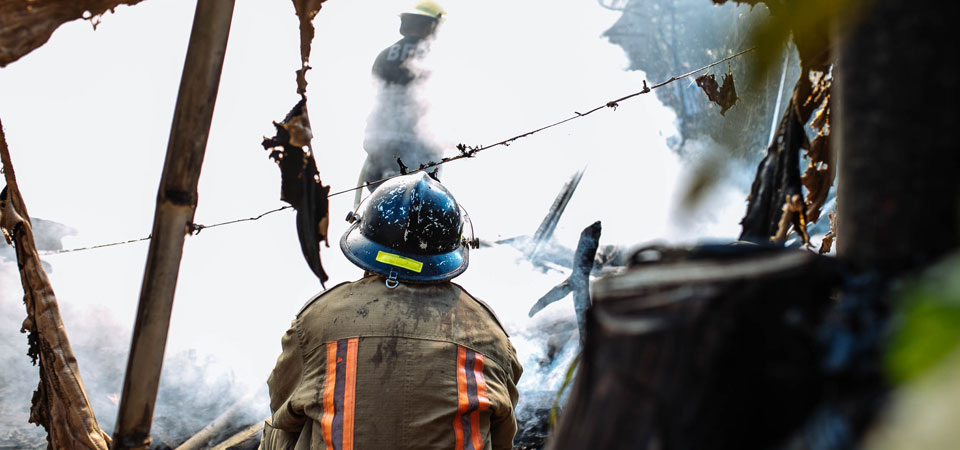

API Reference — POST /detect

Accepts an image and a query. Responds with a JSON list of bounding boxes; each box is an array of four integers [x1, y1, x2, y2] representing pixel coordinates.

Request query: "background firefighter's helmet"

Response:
[[341, 172, 471, 283], [402, 0, 445, 20]]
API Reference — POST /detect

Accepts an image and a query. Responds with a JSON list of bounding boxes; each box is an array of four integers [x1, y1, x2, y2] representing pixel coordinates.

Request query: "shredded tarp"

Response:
[[0, 122, 110, 450], [0, 0, 145, 67]]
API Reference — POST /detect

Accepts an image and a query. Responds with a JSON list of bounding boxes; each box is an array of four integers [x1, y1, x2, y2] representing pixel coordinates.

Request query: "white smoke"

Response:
[[0, 0, 751, 446], [0, 260, 46, 448]]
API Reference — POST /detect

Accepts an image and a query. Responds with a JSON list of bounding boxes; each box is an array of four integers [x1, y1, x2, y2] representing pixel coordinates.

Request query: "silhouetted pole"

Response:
[[836, 0, 959, 275], [112, 1, 235, 448]]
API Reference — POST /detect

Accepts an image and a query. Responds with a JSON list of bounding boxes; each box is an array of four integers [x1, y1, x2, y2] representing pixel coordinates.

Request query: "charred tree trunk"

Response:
[[836, 0, 959, 275], [112, 1, 235, 449]]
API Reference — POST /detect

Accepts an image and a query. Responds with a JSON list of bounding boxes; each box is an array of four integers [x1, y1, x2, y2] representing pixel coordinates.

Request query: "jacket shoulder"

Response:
[[453, 282, 510, 337], [296, 281, 352, 318]]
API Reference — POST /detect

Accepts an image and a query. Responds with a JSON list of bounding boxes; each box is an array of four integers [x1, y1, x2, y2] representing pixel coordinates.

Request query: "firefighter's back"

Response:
[[265, 275, 521, 450]]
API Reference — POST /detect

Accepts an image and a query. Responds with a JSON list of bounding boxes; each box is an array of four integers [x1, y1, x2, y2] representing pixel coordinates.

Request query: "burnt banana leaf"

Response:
[[262, 97, 330, 287], [740, 103, 808, 243]]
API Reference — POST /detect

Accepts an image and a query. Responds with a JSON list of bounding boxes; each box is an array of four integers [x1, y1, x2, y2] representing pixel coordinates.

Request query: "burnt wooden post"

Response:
[[548, 249, 842, 450], [112, 1, 235, 448]]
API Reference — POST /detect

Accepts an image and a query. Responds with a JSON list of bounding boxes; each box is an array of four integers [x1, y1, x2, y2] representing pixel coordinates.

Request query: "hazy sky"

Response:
[[0, 0, 750, 438]]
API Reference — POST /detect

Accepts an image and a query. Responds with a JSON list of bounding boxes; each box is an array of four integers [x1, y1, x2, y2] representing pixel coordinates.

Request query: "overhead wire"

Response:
[[34, 47, 755, 255], [38, 206, 294, 255], [329, 47, 756, 198]]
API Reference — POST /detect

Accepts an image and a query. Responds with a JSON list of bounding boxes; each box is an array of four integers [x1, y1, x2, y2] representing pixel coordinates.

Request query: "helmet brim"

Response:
[[400, 11, 441, 20], [340, 221, 468, 283]]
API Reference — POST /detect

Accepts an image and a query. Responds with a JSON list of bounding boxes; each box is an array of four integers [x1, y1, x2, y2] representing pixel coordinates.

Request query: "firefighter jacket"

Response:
[[260, 275, 523, 450], [372, 35, 430, 86]]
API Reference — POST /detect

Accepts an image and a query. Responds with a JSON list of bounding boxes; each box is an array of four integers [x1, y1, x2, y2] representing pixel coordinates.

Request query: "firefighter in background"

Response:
[[260, 173, 523, 450], [358, 1, 446, 206]]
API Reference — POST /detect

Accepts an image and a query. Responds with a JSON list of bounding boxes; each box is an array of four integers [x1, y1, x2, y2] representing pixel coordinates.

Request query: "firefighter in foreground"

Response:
[[359, 1, 446, 205], [260, 172, 523, 450]]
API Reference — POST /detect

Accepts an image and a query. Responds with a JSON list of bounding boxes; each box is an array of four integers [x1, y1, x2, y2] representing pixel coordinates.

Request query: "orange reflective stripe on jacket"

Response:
[[454, 346, 490, 450], [322, 337, 359, 450]]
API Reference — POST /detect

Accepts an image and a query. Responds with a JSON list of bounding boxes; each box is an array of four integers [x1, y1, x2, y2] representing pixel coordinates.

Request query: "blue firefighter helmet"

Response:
[[340, 172, 474, 284]]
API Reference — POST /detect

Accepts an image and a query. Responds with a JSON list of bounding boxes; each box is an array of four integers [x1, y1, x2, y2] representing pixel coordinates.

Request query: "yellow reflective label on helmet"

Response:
[[376, 251, 424, 273]]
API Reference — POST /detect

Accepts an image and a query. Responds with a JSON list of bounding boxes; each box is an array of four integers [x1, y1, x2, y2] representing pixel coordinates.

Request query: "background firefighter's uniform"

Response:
[[261, 275, 522, 450], [361, 29, 443, 189]]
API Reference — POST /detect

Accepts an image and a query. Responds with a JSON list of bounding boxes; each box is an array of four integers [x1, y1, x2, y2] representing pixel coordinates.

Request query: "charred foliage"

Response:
[[739, 75, 833, 248], [739, 102, 808, 244], [262, 98, 330, 286], [0, 0, 146, 67], [701, 0, 839, 246], [694, 70, 739, 115]]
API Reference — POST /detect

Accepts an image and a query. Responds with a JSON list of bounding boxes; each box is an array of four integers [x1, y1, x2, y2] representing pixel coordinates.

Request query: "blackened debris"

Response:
[[740, 68, 833, 246], [739, 103, 808, 243], [528, 221, 601, 346], [695, 71, 739, 115], [456, 143, 479, 157], [262, 97, 330, 286], [513, 409, 549, 450]]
